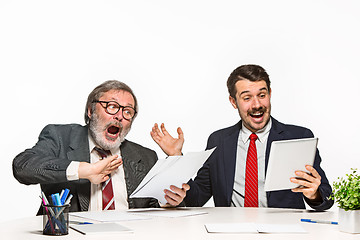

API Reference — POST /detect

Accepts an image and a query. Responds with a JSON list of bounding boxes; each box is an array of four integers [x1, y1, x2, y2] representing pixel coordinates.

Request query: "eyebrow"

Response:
[[102, 98, 135, 108], [239, 87, 268, 96]]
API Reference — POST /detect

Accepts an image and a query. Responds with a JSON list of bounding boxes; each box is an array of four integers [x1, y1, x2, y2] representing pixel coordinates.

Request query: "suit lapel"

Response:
[[265, 117, 285, 175], [67, 125, 91, 212], [223, 122, 241, 205], [67, 126, 90, 162], [120, 141, 146, 196], [265, 117, 285, 201]]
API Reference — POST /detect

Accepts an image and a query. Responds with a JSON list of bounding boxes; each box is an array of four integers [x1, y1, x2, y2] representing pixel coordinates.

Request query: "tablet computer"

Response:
[[264, 137, 318, 192]]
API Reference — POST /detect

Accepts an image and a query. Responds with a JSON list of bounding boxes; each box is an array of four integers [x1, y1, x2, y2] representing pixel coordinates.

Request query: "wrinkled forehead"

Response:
[[235, 79, 269, 96], [99, 89, 135, 107]]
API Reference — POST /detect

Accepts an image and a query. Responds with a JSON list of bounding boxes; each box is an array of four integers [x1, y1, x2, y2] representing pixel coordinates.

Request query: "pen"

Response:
[[40, 196, 55, 234], [301, 218, 338, 225], [55, 194, 73, 218], [60, 189, 70, 204], [70, 220, 93, 225]]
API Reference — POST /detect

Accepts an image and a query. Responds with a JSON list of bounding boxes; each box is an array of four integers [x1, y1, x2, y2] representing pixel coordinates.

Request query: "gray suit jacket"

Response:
[[13, 124, 160, 214]]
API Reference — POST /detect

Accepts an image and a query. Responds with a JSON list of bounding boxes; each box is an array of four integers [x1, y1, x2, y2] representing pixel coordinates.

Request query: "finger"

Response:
[[112, 156, 123, 165], [151, 123, 163, 138], [160, 123, 170, 136], [104, 154, 119, 163], [150, 125, 158, 137], [150, 130, 160, 143], [164, 190, 182, 206], [306, 165, 321, 179], [102, 175, 110, 183], [182, 183, 190, 191], [290, 177, 314, 189], [153, 123, 163, 137], [294, 170, 315, 183], [164, 194, 178, 206], [170, 185, 186, 198], [291, 187, 306, 193], [152, 123, 160, 135], [177, 127, 184, 139], [110, 160, 122, 170], [166, 188, 183, 201]]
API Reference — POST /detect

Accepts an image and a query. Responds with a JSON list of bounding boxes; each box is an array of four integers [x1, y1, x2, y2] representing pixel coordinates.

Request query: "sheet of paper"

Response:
[[205, 223, 258, 233], [130, 208, 207, 218], [70, 222, 133, 235], [256, 223, 307, 233], [205, 223, 307, 234], [130, 148, 215, 204], [70, 211, 150, 222]]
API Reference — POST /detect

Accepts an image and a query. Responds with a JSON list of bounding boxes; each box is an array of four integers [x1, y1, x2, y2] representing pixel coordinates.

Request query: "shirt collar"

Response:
[[240, 118, 272, 144]]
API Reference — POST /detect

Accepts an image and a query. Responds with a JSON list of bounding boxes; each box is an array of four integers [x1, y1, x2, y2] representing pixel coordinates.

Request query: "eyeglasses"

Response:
[[93, 100, 137, 120]]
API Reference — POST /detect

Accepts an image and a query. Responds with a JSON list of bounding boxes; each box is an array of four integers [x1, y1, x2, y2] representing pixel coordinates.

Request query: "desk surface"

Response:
[[1, 207, 359, 240]]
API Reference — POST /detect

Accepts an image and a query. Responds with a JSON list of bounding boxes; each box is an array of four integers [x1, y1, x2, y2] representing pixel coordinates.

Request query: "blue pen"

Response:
[[54, 193, 62, 206], [60, 189, 70, 204], [301, 218, 338, 225], [70, 221, 93, 225], [51, 194, 57, 206]]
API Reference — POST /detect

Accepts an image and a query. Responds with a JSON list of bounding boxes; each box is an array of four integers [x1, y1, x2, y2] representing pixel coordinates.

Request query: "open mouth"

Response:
[[249, 111, 264, 119], [107, 125, 121, 135]]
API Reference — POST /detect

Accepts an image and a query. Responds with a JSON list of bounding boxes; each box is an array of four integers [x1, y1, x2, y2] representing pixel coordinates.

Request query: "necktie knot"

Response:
[[93, 147, 112, 159], [250, 133, 258, 141]]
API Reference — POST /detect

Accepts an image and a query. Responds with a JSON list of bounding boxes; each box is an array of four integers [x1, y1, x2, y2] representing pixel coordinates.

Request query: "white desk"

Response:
[[1, 207, 359, 240]]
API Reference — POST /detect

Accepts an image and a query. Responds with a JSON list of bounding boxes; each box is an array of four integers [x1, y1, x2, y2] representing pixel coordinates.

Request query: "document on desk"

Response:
[[70, 223, 133, 235], [128, 207, 207, 218], [205, 223, 307, 233], [70, 211, 150, 222], [130, 148, 216, 204]]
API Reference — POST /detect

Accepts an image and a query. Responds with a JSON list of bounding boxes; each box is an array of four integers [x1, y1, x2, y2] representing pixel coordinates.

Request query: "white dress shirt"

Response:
[[231, 118, 272, 207], [66, 133, 129, 211]]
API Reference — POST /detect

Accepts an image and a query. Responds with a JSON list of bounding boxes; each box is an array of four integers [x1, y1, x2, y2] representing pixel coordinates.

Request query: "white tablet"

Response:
[[264, 137, 318, 192]]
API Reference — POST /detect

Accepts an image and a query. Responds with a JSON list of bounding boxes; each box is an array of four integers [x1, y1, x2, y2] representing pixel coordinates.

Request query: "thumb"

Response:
[[177, 127, 184, 139]]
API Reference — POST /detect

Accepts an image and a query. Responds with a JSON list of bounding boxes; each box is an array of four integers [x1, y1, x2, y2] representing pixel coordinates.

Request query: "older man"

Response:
[[13, 80, 188, 213]]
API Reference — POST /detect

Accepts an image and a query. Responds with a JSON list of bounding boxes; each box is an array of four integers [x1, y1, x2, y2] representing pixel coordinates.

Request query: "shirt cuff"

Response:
[[66, 161, 80, 181]]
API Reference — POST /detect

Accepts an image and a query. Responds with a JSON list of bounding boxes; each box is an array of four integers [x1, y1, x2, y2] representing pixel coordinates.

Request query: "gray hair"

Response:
[[84, 80, 138, 125]]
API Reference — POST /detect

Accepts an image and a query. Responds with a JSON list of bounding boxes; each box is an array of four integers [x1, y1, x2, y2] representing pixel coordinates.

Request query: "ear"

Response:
[[87, 107, 92, 120], [229, 96, 238, 109]]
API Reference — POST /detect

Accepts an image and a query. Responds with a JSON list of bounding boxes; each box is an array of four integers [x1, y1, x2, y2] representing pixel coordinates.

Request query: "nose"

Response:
[[113, 109, 124, 121], [251, 97, 261, 109]]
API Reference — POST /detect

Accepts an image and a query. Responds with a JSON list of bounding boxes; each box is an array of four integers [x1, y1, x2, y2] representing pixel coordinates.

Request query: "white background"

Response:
[[1, 0, 359, 222]]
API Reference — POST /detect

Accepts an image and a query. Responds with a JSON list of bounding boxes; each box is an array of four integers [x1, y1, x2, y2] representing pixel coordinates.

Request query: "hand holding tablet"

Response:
[[264, 138, 318, 192]]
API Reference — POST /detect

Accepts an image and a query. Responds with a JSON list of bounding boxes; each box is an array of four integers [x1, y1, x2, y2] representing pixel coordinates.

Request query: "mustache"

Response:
[[104, 121, 123, 131], [248, 107, 266, 114]]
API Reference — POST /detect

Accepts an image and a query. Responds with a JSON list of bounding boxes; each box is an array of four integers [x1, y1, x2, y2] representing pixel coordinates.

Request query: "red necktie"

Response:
[[244, 133, 258, 207], [93, 147, 115, 210]]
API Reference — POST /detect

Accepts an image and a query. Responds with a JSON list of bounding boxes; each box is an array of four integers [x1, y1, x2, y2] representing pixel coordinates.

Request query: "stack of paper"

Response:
[[205, 223, 307, 234], [130, 148, 215, 204], [70, 223, 132, 235], [70, 211, 150, 222]]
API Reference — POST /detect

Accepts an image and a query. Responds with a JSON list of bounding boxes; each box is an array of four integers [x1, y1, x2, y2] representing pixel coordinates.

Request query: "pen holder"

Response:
[[42, 204, 70, 235]]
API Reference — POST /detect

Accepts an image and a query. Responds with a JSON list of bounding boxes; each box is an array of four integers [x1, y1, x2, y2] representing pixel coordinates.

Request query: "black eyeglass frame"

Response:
[[93, 100, 137, 120]]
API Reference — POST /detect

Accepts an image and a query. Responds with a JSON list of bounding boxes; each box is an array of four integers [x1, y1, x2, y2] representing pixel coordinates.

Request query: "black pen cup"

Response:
[[42, 204, 70, 235]]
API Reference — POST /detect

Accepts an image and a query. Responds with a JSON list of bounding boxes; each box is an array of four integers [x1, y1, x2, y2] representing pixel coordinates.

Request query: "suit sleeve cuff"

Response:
[[66, 161, 80, 181]]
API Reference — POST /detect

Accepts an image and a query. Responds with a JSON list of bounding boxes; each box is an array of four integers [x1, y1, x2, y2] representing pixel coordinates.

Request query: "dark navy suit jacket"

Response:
[[185, 117, 333, 210]]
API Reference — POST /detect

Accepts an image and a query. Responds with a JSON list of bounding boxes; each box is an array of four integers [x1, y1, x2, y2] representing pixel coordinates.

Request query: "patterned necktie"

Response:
[[93, 147, 116, 210], [244, 133, 258, 207]]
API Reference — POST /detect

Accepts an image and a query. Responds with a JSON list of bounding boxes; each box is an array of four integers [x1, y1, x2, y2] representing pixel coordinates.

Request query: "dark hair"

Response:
[[227, 64, 271, 99], [84, 80, 138, 125]]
